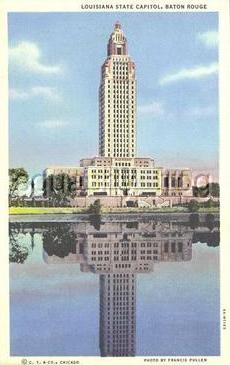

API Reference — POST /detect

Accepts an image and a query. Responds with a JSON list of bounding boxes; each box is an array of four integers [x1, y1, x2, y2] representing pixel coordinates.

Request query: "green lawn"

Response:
[[9, 207, 87, 214], [197, 207, 219, 213], [9, 206, 219, 215]]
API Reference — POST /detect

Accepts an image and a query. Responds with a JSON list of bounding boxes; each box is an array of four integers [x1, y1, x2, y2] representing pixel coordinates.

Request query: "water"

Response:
[[9, 214, 220, 357]]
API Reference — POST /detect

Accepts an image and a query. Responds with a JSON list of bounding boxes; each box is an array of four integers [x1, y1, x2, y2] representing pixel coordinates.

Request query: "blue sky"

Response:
[[8, 12, 218, 179]]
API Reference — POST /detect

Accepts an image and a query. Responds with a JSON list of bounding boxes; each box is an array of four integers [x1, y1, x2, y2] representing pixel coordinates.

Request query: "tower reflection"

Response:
[[41, 219, 195, 356]]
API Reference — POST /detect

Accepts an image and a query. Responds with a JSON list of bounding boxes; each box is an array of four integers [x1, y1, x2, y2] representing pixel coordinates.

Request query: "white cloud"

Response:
[[31, 86, 62, 101], [138, 101, 164, 117], [9, 86, 62, 102], [198, 31, 218, 48], [188, 106, 217, 118], [9, 88, 29, 100], [9, 41, 62, 74], [37, 120, 69, 129], [159, 62, 218, 85]]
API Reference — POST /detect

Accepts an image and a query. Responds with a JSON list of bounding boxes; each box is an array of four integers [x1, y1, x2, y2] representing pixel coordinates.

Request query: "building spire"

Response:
[[107, 22, 127, 56], [114, 20, 121, 30]]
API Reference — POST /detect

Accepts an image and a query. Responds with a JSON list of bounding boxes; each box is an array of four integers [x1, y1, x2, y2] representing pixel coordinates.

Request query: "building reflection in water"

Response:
[[42, 220, 194, 357], [9, 217, 219, 357]]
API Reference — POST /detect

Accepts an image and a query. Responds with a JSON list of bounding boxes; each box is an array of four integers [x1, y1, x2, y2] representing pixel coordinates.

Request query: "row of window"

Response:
[[105, 77, 134, 82], [91, 243, 109, 248], [107, 150, 132, 154], [90, 241, 163, 249], [104, 89, 135, 95], [106, 85, 135, 89], [105, 96, 135, 102], [140, 242, 158, 247], [111, 154, 134, 157], [112, 71, 129, 75], [106, 83, 135, 89], [101, 109, 135, 114], [141, 170, 158, 174], [141, 256, 158, 260], [140, 176, 158, 180], [107, 91, 135, 96], [112, 65, 129, 70], [91, 250, 110, 255], [107, 148, 135, 153], [107, 139, 134, 142], [91, 182, 141, 187], [106, 105, 134, 109], [115, 162, 131, 167], [94, 255, 157, 262], [91, 168, 154, 176], [89, 166, 159, 174], [91, 182, 110, 187], [104, 115, 134, 120], [103, 139, 135, 144], [91, 169, 105, 173], [107, 278, 132, 283], [141, 183, 159, 187], [91, 175, 110, 179], [107, 102, 135, 106], [112, 66, 130, 71], [112, 74, 131, 78], [91, 248, 158, 254], [106, 112, 135, 118], [103, 128, 135, 132], [106, 117, 135, 122], [106, 128, 135, 133], [106, 273, 134, 277], [107, 136, 135, 140], [110, 58, 131, 63], [101, 129, 134, 134]]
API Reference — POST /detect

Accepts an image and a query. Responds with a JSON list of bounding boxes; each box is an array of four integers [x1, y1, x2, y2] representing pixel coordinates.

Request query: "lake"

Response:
[[9, 213, 220, 357]]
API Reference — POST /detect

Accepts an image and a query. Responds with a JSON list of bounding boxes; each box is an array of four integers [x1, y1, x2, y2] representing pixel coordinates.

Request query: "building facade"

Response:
[[44, 23, 192, 198], [80, 156, 161, 196]]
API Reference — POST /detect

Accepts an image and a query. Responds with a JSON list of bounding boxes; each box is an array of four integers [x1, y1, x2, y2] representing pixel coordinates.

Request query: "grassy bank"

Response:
[[9, 207, 86, 215], [9, 206, 219, 215]]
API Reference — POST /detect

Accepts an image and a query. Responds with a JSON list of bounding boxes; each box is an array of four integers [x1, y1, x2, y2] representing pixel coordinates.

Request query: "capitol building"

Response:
[[44, 22, 192, 198]]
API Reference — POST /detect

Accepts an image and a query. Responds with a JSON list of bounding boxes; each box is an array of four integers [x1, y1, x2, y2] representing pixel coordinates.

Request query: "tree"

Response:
[[189, 213, 200, 229], [9, 168, 29, 205], [187, 200, 199, 212], [43, 173, 76, 206], [88, 199, 102, 215], [193, 183, 220, 198], [9, 230, 29, 263], [9, 242, 29, 263], [205, 213, 215, 231], [193, 185, 209, 197], [43, 224, 77, 258], [209, 183, 219, 197], [204, 198, 219, 208]]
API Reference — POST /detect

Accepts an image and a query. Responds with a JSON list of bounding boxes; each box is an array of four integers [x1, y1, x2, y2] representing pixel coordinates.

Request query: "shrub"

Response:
[[187, 200, 199, 212], [88, 199, 102, 215]]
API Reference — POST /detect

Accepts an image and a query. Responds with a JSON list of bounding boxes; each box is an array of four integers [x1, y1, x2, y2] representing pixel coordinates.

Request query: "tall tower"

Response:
[[99, 22, 136, 158]]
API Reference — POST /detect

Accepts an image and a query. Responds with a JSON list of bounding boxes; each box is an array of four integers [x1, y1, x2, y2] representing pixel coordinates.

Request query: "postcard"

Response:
[[0, 0, 230, 364]]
